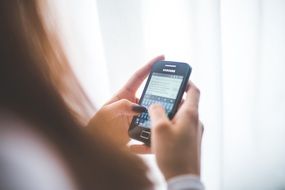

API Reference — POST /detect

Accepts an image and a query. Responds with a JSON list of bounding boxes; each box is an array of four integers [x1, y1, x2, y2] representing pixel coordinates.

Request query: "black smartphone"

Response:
[[128, 61, 192, 146]]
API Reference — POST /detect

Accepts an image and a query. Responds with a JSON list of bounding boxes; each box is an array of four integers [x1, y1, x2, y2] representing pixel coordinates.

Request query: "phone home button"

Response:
[[140, 130, 150, 139]]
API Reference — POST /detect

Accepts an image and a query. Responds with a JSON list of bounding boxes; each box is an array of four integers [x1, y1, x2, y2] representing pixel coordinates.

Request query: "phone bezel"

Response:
[[128, 61, 192, 146]]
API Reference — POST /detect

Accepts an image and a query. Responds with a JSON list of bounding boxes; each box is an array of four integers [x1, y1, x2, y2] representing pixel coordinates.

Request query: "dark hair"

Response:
[[0, 1, 152, 189]]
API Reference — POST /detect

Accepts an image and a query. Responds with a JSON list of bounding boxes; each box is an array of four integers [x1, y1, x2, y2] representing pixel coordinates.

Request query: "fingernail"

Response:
[[132, 105, 147, 113]]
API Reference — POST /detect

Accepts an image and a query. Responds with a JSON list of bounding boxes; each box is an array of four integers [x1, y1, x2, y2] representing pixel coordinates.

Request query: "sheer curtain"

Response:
[[52, 0, 285, 189]]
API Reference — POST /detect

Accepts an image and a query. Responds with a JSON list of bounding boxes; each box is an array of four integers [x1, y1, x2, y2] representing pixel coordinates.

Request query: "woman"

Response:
[[0, 1, 204, 189]]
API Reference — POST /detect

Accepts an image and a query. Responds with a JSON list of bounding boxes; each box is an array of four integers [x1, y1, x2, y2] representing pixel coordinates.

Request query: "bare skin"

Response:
[[88, 55, 165, 146], [149, 82, 203, 179], [88, 56, 203, 179]]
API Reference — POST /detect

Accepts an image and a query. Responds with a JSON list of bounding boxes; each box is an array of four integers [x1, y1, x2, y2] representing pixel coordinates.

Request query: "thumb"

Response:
[[149, 104, 171, 134], [106, 99, 143, 116]]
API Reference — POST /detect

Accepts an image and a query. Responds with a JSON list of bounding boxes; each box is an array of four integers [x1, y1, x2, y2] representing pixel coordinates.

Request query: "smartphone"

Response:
[[128, 61, 192, 146]]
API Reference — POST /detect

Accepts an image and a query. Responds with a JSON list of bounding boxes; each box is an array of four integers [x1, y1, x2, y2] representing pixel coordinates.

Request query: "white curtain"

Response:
[[52, 0, 285, 189]]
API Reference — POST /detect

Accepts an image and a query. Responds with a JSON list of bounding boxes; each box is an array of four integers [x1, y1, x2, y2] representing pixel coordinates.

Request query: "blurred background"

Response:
[[49, 0, 285, 189]]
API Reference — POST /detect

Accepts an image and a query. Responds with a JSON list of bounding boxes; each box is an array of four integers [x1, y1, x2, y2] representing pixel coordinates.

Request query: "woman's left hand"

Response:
[[87, 55, 165, 148]]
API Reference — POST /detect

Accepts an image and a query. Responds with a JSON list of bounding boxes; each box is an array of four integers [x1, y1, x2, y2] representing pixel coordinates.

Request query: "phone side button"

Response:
[[140, 130, 150, 139]]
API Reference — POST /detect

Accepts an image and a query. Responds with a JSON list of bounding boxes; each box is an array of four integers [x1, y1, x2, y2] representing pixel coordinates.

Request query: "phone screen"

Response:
[[135, 72, 184, 128]]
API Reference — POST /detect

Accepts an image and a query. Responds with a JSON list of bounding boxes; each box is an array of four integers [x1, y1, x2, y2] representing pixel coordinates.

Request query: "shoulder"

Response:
[[0, 111, 76, 190]]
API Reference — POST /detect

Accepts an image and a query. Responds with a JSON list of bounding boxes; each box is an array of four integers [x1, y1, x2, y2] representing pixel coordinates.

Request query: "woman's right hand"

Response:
[[149, 82, 203, 180]]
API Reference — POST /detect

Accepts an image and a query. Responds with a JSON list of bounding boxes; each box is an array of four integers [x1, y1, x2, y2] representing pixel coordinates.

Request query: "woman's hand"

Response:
[[105, 55, 165, 105], [88, 99, 143, 146], [149, 82, 203, 180], [87, 55, 165, 147]]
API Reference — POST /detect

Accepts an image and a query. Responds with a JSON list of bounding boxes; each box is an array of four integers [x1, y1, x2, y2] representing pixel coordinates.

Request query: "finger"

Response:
[[123, 55, 165, 93], [178, 98, 185, 109], [149, 104, 171, 132], [177, 81, 189, 107], [174, 82, 190, 114], [200, 121, 204, 137], [185, 81, 200, 108], [175, 81, 200, 125], [129, 144, 152, 154], [175, 81, 190, 109], [176, 81, 200, 116], [185, 81, 191, 91], [106, 99, 143, 116], [106, 55, 165, 105]]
